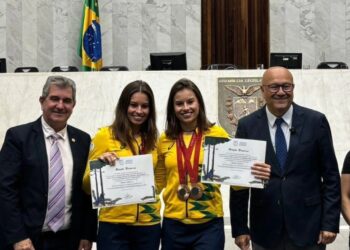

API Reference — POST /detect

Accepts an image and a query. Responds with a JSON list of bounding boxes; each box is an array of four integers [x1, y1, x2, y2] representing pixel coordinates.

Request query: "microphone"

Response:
[[289, 127, 296, 134]]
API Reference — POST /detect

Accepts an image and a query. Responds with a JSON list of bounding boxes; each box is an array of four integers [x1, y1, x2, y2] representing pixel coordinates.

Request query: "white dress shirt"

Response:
[[41, 117, 73, 231], [265, 105, 293, 152]]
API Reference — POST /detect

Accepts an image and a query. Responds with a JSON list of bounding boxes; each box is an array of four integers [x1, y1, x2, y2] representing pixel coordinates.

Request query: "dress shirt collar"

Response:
[[265, 105, 293, 129], [41, 116, 67, 140]]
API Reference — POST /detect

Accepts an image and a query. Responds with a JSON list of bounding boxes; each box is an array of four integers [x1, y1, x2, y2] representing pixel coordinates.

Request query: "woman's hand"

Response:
[[251, 162, 271, 181], [99, 152, 119, 165]]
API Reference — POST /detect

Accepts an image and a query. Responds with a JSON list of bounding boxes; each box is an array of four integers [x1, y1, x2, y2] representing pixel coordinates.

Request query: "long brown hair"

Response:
[[165, 78, 213, 139], [110, 80, 158, 154]]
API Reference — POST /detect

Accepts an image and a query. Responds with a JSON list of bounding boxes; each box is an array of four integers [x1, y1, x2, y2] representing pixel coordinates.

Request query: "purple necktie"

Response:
[[47, 134, 65, 232]]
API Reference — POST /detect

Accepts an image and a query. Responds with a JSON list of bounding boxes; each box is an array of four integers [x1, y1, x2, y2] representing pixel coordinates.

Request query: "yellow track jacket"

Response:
[[156, 125, 229, 224], [82, 127, 161, 225]]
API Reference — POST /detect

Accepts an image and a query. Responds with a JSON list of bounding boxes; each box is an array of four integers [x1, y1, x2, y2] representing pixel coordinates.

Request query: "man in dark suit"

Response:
[[0, 76, 97, 250], [230, 67, 340, 250]]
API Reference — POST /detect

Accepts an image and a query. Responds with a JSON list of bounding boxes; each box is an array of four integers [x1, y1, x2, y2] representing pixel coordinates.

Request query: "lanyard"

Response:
[[136, 137, 146, 155], [176, 131, 203, 184]]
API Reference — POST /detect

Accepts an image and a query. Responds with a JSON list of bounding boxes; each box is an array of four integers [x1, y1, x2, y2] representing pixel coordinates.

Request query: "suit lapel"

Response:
[[32, 118, 49, 192], [284, 104, 305, 174], [257, 108, 282, 176], [67, 126, 79, 186]]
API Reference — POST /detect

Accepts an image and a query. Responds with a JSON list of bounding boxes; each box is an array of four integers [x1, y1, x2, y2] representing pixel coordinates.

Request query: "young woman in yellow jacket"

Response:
[[156, 78, 271, 250], [82, 80, 161, 250]]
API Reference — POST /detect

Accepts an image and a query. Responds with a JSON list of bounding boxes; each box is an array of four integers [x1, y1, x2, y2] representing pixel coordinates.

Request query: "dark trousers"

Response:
[[252, 232, 326, 250], [36, 230, 71, 250], [2, 230, 71, 250], [97, 222, 161, 250], [161, 217, 225, 250]]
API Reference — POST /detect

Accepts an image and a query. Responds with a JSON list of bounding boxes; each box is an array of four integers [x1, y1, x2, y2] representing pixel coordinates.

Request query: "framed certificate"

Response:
[[201, 137, 266, 188], [89, 154, 156, 208]]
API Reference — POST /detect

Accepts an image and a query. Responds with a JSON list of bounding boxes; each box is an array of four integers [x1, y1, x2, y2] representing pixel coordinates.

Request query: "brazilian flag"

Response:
[[78, 0, 102, 71]]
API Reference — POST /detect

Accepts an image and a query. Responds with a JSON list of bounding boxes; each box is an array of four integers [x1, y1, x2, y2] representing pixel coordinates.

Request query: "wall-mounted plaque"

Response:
[[218, 77, 265, 136]]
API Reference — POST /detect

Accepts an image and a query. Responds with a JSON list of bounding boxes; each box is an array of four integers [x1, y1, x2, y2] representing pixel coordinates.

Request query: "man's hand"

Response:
[[251, 162, 271, 181], [13, 238, 35, 250], [78, 239, 93, 250], [318, 231, 337, 245], [235, 234, 251, 250]]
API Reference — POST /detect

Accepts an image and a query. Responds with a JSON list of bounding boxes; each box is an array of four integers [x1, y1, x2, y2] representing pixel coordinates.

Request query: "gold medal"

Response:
[[177, 184, 190, 201], [189, 183, 203, 200]]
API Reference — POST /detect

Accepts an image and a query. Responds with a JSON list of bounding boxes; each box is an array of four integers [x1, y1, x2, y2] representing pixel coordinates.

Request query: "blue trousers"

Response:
[[161, 217, 225, 250], [97, 222, 161, 250]]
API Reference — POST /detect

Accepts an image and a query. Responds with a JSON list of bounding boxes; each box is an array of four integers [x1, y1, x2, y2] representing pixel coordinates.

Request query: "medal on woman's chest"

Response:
[[177, 184, 190, 201], [176, 131, 203, 201], [189, 182, 203, 200]]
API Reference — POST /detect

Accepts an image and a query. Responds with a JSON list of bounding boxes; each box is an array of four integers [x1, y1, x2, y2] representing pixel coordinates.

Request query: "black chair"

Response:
[[100, 66, 129, 71], [0, 58, 6, 73], [14, 67, 39, 73], [51, 66, 79, 72], [202, 64, 237, 70], [317, 62, 348, 69]]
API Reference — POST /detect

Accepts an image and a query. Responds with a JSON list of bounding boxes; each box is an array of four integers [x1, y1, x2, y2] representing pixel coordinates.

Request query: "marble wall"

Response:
[[0, 70, 349, 168], [2, 1, 350, 72], [0, 0, 201, 72], [0, 70, 350, 217], [270, 0, 350, 69]]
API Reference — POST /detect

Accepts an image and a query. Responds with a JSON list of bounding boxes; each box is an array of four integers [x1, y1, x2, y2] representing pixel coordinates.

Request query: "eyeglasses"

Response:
[[263, 83, 294, 93]]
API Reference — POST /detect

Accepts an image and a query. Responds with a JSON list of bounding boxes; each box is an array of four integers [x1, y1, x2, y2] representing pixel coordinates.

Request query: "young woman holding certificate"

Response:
[[82, 80, 161, 250], [156, 78, 271, 250]]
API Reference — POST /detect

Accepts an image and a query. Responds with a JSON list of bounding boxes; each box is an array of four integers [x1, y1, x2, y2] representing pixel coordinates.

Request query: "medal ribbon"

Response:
[[135, 137, 146, 155], [176, 131, 203, 184]]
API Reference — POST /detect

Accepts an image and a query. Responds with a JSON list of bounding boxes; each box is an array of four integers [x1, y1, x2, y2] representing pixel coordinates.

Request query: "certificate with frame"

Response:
[[89, 154, 156, 208], [201, 137, 266, 189]]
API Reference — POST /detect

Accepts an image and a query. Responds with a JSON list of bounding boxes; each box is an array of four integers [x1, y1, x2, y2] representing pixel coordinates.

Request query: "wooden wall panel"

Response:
[[202, 0, 269, 69]]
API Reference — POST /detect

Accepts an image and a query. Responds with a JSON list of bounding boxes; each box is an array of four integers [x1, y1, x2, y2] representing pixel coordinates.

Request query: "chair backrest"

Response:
[[14, 67, 39, 73], [202, 64, 237, 70], [100, 66, 129, 71], [51, 66, 79, 72], [0, 58, 6, 73], [270, 53, 302, 69], [317, 62, 348, 69]]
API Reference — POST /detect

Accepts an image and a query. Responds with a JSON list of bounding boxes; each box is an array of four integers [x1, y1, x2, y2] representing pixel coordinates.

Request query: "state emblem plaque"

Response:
[[218, 77, 265, 136]]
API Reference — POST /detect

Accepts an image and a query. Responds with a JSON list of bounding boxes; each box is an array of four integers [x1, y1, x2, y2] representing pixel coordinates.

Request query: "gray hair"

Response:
[[41, 76, 77, 102]]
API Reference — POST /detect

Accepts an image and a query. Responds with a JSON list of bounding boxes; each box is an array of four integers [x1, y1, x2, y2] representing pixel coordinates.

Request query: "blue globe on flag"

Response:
[[83, 20, 102, 62]]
